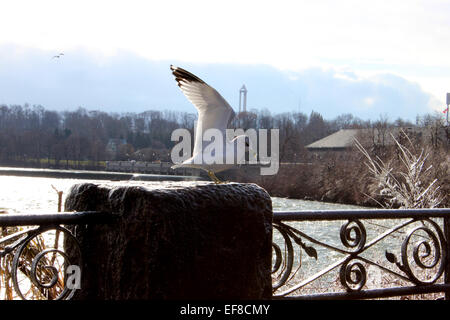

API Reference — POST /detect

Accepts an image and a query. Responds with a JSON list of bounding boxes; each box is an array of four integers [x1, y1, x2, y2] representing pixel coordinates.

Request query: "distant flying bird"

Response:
[[52, 53, 64, 59], [170, 65, 256, 183]]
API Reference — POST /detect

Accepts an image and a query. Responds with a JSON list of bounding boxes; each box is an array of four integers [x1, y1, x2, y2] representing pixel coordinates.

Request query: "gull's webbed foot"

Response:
[[207, 170, 226, 184]]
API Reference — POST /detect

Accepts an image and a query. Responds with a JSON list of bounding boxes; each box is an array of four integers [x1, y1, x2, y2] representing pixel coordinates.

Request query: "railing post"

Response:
[[445, 216, 450, 300], [64, 182, 273, 300]]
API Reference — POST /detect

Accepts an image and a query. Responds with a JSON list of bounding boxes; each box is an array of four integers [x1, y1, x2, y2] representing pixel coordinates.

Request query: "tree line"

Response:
[[0, 103, 446, 168]]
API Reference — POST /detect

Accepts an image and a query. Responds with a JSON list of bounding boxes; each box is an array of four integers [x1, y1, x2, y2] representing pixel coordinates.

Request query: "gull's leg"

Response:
[[207, 170, 223, 184], [212, 171, 230, 184]]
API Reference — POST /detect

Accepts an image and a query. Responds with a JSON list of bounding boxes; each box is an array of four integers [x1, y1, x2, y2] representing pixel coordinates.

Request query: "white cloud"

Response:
[[2, 0, 449, 66], [1, 45, 438, 122], [333, 71, 360, 82], [1, 0, 449, 111]]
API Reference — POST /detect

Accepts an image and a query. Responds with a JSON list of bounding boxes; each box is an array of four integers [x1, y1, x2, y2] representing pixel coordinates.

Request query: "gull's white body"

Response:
[[173, 134, 250, 173], [170, 65, 250, 174]]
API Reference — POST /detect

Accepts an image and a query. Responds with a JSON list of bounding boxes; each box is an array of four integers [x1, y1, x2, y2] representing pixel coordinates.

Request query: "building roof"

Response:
[[305, 127, 439, 151], [305, 129, 359, 150]]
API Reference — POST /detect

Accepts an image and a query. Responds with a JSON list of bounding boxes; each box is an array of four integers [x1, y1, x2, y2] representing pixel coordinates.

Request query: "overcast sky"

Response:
[[1, 0, 449, 121]]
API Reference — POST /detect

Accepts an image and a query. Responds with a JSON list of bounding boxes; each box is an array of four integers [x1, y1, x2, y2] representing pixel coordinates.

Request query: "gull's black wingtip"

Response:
[[170, 65, 205, 84]]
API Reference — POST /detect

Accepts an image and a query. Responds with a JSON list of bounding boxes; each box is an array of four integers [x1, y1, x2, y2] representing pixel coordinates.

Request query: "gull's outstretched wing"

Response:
[[170, 65, 235, 133]]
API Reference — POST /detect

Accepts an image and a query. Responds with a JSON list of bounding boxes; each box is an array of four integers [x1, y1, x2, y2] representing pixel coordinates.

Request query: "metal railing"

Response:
[[0, 208, 449, 300], [0, 211, 113, 300], [272, 208, 450, 300]]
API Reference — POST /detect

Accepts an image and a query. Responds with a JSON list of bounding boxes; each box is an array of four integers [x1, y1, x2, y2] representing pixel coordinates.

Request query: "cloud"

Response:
[[0, 45, 439, 121]]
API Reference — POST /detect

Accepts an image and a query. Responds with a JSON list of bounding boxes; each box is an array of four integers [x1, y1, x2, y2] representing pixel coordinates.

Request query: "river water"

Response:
[[0, 174, 361, 213]]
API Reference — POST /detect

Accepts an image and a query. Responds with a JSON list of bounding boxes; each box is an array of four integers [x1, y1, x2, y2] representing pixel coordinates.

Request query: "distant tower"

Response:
[[239, 85, 247, 113]]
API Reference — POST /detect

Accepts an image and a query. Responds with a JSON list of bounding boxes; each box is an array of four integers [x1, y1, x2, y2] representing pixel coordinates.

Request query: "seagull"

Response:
[[52, 53, 64, 59], [170, 65, 256, 183]]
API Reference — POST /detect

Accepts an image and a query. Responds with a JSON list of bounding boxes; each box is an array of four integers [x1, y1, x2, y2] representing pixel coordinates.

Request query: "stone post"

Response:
[[64, 181, 273, 300]]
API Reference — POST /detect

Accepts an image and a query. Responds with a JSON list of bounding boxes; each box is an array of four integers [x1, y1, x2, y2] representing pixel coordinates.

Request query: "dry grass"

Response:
[[354, 131, 444, 209], [0, 187, 66, 300]]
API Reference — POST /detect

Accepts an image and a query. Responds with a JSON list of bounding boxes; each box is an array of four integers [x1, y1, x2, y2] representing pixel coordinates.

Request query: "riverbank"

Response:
[[0, 166, 205, 182], [247, 148, 449, 208], [2, 143, 448, 209]]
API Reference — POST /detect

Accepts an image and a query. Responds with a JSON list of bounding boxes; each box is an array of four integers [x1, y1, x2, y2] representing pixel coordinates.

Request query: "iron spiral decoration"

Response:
[[340, 219, 366, 253], [339, 259, 367, 292], [272, 222, 318, 292], [10, 226, 82, 300], [271, 224, 294, 291], [395, 219, 446, 285], [338, 219, 367, 292]]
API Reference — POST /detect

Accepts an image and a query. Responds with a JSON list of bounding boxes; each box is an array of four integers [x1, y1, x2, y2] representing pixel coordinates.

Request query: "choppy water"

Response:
[[0, 175, 361, 214], [0, 175, 110, 214]]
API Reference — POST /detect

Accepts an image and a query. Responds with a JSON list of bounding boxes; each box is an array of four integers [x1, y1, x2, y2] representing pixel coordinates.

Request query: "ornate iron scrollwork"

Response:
[[340, 219, 366, 253], [385, 218, 446, 286], [339, 259, 367, 292], [272, 224, 294, 291], [2, 226, 82, 300], [272, 213, 449, 298], [272, 222, 318, 292]]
